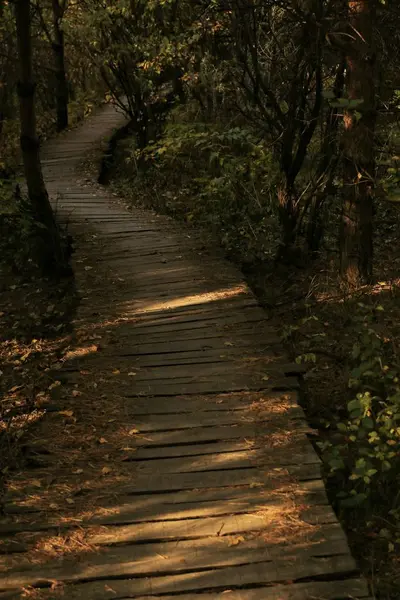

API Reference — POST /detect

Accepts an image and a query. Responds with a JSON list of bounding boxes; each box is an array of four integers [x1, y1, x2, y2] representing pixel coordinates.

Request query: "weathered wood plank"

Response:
[[98, 336, 282, 358], [122, 391, 300, 415], [124, 409, 303, 433], [2, 479, 329, 521], [126, 421, 308, 447], [1, 580, 369, 599], [0, 500, 335, 539], [113, 463, 323, 495], [127, 445, 320, 473], [49, 580, 371, 600], [11, 555, 358, 598], [1, 495, 332, 538], [0, 531, 354, 590], [62, 351, 283, 372], [112, 362, 301, 384], [83, 505, 337, 546], [126, 377, 299, 397]]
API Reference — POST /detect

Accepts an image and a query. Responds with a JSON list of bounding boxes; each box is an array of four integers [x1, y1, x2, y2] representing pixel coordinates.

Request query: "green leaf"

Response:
[[340, 493, 368, 508]]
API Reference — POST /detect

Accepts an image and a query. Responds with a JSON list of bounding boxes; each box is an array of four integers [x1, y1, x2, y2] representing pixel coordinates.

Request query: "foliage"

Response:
[[125, 119, 282, 262], [320, 304, 400, 515], [0, 0, 106, 177]]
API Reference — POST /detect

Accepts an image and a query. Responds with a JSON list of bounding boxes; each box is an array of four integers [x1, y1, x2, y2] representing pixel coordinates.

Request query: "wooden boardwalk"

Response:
[[0, 105, 370, 599]]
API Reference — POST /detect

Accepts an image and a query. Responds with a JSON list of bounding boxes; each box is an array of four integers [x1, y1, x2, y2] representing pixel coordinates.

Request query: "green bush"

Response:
[[129, 122, 281, 262], [321, 304, 400, 513]]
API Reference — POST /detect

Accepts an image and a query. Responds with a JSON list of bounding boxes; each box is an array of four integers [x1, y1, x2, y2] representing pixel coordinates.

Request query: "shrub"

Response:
[[321, 304, 400, 514]]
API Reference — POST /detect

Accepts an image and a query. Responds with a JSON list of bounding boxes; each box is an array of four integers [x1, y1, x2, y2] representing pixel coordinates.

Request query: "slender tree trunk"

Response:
[[277, 182, 299, 260], [307, 60, 345, 254], [0, 0, 9, 142], [307, 193, 324, 254], [52, 0, 68, 131], [340, 0, 376, 285], [15, 0, 68, 274]]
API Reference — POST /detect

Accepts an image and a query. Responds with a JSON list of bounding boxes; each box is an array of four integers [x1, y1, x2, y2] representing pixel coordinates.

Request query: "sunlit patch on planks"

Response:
[[0, 104, 370, 599]]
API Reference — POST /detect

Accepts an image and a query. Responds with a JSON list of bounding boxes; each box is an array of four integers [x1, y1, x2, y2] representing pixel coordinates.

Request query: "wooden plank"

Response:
[[123, 409, 303, 433], [127, 437, 312, 462], [113, 362, 299, 384], [99, 336, 282, 358], [85, 506, 337, 547], [84, 493, 330, 527], [130, 440, 259, 458], [17, 555, 358, 599], [77, 287, 257, 309], [114, 463, 323, 495], [110, 266, 238, 284], [0, 531, 354, 590], [63, 350, 271, 371], [132, 449, 261, 472], [0, 466, 323, 514], [44, 580, 370, 600], [127, 421, 304, 447], [1, 481, 330, 531], [1, 580, 368, 599], [60, 366, 298, 391], [101, 282, 237, 299], [112, 312, 266, 335], [82, 490, 331, 526], [0, 501, 335, 539], [128, 445, 320, 473], [126, 377, 299, 397], [120, 391, 299, 415], [74, 300, 262, 326], [129, 303, 265, 325], [77, 295, 260, 319], [72, 310, 265, 331]]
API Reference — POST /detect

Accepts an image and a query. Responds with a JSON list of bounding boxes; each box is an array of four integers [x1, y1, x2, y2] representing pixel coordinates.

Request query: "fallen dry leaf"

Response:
[[228, 535, 245, 547], [59, 410, 74, 417]]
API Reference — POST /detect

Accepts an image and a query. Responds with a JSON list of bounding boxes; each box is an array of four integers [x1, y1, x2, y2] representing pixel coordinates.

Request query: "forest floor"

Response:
[[0, 217, 78, 497], [102, 141, 400, 599], [0, 96, 109, 506]]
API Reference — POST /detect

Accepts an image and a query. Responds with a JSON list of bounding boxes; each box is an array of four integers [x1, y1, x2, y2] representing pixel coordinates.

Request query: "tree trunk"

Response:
[[340, 0, 376, 285], [277, 182, 299, 261], [0, 0, 4, 141], [0, 0, 14, 146], [307, 193, 324, 255], [52, 0, 68, 131], [15, 0, 69, 275]]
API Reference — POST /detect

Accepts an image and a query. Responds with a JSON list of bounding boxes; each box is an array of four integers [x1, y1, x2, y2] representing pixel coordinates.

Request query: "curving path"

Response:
[[0, 104, 370, 599]]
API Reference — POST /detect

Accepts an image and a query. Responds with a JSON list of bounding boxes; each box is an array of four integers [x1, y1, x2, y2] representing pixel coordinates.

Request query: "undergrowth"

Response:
[[113, 112, 282, 265]]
